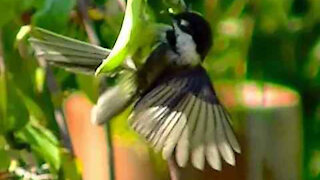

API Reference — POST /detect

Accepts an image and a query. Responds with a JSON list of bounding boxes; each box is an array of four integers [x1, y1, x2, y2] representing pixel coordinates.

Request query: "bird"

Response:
[[29, 11, 240, 171]]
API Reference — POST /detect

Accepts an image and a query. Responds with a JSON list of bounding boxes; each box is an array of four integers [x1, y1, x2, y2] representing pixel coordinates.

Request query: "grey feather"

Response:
[[29, 27, 110, 74], [158, 95, 189, 156], [220, 106, 241, 153], [176, 95, 199, 167], [91, 71, 137, 125], [191, 101, 207, 170], [214, 105, 235, 166], [131, 86, 173, 130], [130, 66, 240, 170], [162, 94, 192, 160], [150, 94, 185, 150], [205, 104, 221, 170], [175, 95, 196, 167]]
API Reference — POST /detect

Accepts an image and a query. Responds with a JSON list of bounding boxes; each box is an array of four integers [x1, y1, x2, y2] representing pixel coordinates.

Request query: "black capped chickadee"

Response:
[[29, 12, 240, 171]]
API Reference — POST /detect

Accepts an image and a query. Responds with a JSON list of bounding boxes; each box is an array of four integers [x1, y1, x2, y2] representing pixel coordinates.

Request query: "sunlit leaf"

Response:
[[95, 0, 156, 74], [16, 25, 31, 42], [35, 68, 45, 93]]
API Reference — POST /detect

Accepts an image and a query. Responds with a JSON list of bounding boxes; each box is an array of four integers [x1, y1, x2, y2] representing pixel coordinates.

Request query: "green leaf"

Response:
[[2, 23, 36, 98], [61, 152, 81, 180], [0, 0, 16, 27], [0, 0, 35, 28], [95, 0, 156, 74], [31, 119, 59, 145], [32, 0, 76, 31], [15, 122, 61, 170], [0, 73, 7, 122], [0, 149, 10, 172], [0, 75, 29, 134], [35, 68, 45, 93]]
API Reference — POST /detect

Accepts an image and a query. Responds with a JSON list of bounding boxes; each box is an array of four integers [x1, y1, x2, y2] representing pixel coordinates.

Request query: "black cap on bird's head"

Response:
[[170, 12, 213, 60]]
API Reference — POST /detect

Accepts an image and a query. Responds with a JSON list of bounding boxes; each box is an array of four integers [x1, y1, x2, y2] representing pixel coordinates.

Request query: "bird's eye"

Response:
[[180, 19, 190, 27]]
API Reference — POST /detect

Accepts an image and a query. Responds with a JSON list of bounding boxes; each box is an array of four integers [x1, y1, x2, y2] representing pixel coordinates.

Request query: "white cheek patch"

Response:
[[180, 19, 190, 27], [173, 23, 201, 66]]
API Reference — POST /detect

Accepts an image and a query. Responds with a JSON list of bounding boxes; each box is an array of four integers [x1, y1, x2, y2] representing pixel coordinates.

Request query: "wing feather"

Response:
[[175, 95, 197, 167], [205, 104, 221, 170], [191, 101, 207, 170], [220, 107, 241, 153], [29, 28, 110, 74], [214, 105, 235, 166], [162, 94, 192, 159], [130, 66, 240, 170], [132, 86, 173, 130], [154, 95, 189, 151]]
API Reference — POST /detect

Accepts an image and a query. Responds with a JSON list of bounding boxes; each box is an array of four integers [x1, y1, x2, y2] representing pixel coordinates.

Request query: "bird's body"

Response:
[[30, 11, 240, 171], [125, 12, 240, 170]]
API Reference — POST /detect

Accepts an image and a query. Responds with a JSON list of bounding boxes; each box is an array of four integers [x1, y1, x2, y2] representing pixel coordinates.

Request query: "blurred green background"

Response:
[[0, 0, 319, 179]]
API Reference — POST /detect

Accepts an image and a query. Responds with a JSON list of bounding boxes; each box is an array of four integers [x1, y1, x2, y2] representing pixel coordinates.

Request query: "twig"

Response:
[[168, 157, 180, 180], [104, 123, 115, 180], [77, 0, 100, 45]]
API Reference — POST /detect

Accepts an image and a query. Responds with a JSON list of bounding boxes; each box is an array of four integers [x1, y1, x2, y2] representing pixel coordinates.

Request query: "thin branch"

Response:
[[77, 0, 100, 45], [104, 123, 115, 180]]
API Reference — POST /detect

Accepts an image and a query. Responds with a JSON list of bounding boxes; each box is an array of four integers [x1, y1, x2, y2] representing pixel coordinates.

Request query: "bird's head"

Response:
[[167, 12, 213, 62]]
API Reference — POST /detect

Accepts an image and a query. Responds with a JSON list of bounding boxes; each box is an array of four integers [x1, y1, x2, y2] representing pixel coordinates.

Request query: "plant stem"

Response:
[[104, 123, 115, 180]]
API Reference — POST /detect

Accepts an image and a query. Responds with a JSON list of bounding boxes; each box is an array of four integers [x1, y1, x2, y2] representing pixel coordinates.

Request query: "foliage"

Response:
[[0, 0, 319, 179], [96, 0, 154, 74]]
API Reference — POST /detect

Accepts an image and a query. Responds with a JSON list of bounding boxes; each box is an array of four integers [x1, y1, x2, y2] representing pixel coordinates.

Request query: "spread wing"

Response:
[[29, 27, 110, 74], [129, 66, 240, 170]]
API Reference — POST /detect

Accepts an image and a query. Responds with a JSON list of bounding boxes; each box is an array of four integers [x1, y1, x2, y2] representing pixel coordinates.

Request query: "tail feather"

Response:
[[29, 27, 110, 74]]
